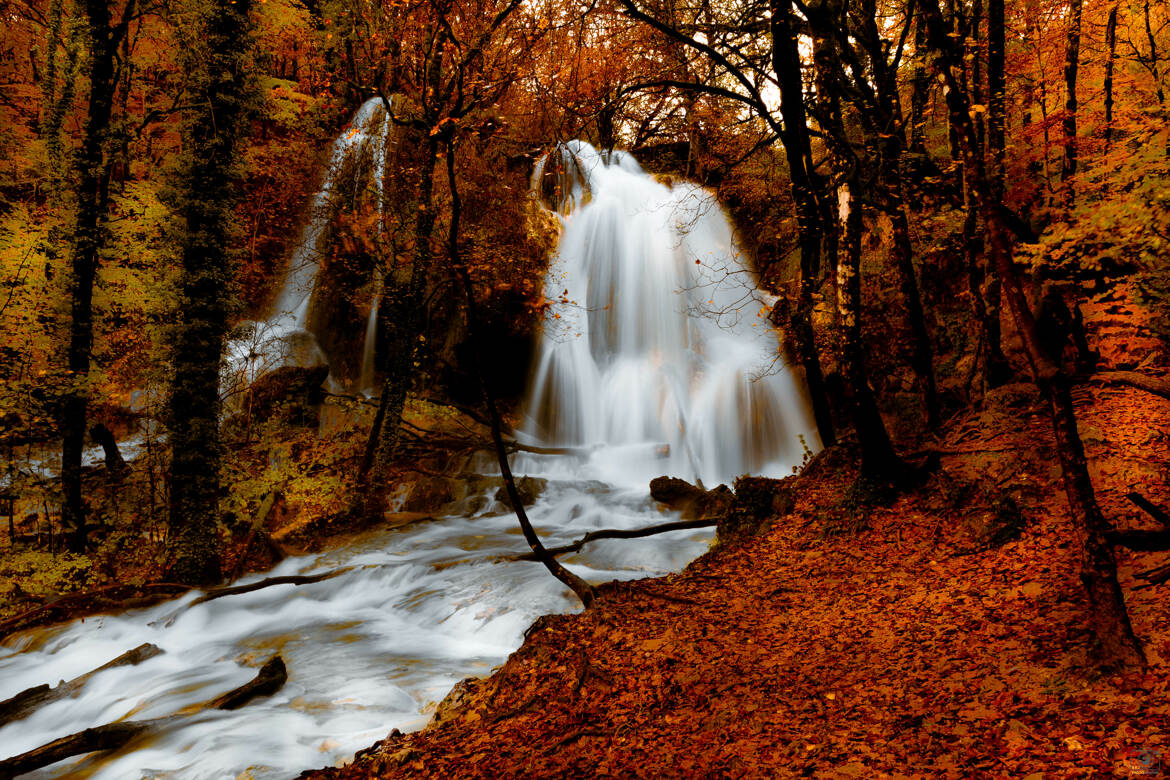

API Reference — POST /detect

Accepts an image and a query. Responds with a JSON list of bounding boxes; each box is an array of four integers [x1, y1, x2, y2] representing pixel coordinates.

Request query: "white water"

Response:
[[224, 98, 392, 397], [0, 471, 710, 779], [0, 140, 817, 779], [523, 141, 819, 487]]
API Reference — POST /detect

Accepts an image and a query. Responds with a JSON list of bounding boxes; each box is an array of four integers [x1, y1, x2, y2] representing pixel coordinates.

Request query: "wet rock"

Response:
[[393, 475, 458, 514], [649, 476, 733, 521], [494, 476, 548, 511], [720, 476, 796, 541], [245, 365, 329, 427]]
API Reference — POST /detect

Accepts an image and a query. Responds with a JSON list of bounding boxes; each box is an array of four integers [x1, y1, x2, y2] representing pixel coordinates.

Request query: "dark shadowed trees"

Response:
[[166, 0, 258, 585]]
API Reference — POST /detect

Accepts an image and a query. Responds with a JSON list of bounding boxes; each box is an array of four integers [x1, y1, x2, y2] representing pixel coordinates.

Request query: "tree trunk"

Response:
[[770, 0, 836, 447], [1104, 6, 1118, 148], [61, 0, 125, 553], [167, 0, 256, 586], [1061, 0, 1083, 186], [445, 142, 596, 609], [1143, 0, 1166, 106], [923, 0, 1145, 670], [836, 183, 910, 485], [889, 200, 940, 428], [909, 13, 930, 154]]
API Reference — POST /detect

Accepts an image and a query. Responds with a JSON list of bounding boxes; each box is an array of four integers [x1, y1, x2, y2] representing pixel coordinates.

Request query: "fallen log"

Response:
[[1127, 492, 1170, 528], [0, 583, 190, 640], [1135, 562, 1170, 590], [1091, 371, 1170, 401], [0, 719, 165, 779], [189, 568, 349, 606], [208, 656, 287, 710], [0, 643, 163, 727], [0, 656, 288, 779], [505, 518, 717, 561], [1107, 529, 1170, 552]]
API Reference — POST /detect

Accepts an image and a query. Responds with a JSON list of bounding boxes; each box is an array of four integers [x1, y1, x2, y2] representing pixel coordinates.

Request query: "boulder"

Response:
[[494, 476, 548, 511], [649, 476, 733, 521]]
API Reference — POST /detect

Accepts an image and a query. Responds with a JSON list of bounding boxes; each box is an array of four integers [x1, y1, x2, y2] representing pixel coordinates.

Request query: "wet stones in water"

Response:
[[649, 476, 733, 521], [494, 477, 548, 511]]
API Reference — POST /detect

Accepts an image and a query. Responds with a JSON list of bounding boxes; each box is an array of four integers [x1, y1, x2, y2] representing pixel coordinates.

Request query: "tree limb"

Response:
[[0, 656, 287, 778], [0, 643, 164, 727], [505, 518, 717, 561], [1091, 371, 1170, 401], [188, 569, 350, 606]]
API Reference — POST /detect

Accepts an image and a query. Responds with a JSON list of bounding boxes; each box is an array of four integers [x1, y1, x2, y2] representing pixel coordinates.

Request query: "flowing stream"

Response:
[[0, 138, 816, 778]]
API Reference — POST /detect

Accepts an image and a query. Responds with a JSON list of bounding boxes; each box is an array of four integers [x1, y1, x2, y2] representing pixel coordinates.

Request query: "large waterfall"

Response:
[[0, 137, 818, 779], [521, 141, 818, 488]]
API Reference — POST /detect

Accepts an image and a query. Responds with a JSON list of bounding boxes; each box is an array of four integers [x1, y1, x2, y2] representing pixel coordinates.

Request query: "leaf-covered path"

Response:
[[305, 365, 1170, 779]]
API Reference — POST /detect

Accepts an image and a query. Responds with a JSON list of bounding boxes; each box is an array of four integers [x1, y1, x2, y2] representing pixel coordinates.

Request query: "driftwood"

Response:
[[1091, 371, 1170, 401], [0, 643, 163, 727], [0, 656, 287, 779], [207, 656, 287, 710], [189, 568, 349, 606], [0, 718, 165, 779], [507, 518, 717, 561]]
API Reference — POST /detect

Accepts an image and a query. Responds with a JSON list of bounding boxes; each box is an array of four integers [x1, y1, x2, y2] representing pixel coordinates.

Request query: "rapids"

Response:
[[0, 136, 816, 778]]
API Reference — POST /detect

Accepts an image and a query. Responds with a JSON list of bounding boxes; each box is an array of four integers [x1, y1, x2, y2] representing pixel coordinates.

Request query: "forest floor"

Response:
[[302, 288, 1170, 779]]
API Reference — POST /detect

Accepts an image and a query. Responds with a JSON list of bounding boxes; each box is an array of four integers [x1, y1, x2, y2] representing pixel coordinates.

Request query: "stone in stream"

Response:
[[649, 476, 732, 521]]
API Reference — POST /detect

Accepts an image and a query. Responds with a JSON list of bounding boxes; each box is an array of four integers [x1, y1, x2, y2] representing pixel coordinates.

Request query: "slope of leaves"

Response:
[[304, 290, 1170, 780]]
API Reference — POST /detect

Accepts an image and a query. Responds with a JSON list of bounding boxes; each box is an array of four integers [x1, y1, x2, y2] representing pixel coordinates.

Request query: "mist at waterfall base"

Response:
[[0, 125, 818, 778]]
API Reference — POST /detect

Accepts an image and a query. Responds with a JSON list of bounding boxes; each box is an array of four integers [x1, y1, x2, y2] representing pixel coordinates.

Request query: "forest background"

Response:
[[0, 0, 1169, 724]]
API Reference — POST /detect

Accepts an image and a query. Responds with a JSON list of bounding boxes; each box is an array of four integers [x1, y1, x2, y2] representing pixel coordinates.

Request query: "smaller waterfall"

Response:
[[358, 272, 384, 395], [521, 141, 819, 487], [225, 97, 392, 395]]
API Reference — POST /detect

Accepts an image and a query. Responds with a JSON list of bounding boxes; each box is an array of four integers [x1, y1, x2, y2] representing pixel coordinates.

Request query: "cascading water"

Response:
[[522, 141, 819, 487], [0, 141, 818, 779], [224, 97, 392, 396]]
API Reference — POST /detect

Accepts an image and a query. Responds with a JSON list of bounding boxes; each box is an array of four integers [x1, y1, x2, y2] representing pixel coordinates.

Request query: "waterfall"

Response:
[[358, 272, 384, 395], [224, 97, 392, 395], [521, 141, 819, 487]]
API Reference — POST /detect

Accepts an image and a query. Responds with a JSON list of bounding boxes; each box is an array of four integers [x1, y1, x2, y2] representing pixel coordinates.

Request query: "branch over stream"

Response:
[[504, 518, 718, 561]]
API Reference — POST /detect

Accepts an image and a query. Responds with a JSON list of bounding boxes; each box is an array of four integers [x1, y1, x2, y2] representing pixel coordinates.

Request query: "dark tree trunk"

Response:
[[61, 0, 127, 553], [167, 0, 256, 586], [889, 200, 940, 428], [1061, 0, 1083, 186], [988, 0, 1006, 197], [362, 27, 444, 482], [363, 138, 440, 483], [923, 0, 1145, 670], [445, 142, 596, 608], [837, 182, 910, 485], [1143, 0, 1166, 106], [1104, 5, 1118, 148], [909, 12, 930, 154], [770, 0, 836, 447]]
